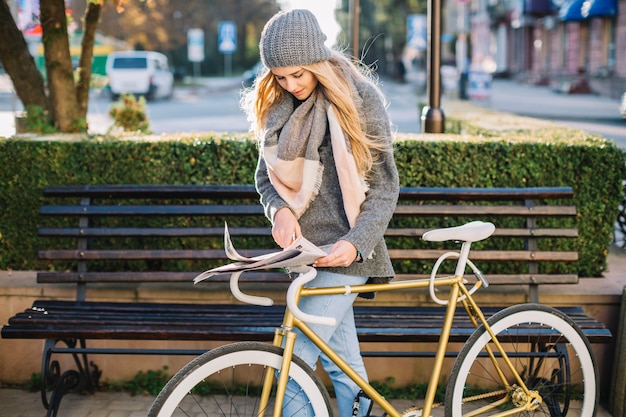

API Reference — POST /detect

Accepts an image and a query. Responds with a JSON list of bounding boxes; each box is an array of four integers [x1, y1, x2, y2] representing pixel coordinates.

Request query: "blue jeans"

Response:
[[283, 271, 370, 417]]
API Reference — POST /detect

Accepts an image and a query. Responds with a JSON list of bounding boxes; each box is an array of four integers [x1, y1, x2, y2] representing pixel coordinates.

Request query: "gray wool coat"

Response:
[[255, 78, 400, 285]]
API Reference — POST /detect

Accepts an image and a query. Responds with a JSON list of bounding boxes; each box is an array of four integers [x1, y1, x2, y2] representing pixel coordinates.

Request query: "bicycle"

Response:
[[148, 221, 598, 417]]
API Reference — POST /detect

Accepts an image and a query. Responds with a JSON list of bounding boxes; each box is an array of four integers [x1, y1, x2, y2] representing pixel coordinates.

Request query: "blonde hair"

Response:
[[241, 51, 389, 178]]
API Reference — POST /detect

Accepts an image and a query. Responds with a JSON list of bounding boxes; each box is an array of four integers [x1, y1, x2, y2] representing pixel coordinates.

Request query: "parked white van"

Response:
[[106, 51, 174, 101]]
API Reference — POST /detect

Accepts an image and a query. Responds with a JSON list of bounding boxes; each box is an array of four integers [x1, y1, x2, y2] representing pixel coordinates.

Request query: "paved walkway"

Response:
[[0, 386, 617, 417], [0, 386, 436, 416], [477, 77, 620, 122], [0, 386, 615, 417]]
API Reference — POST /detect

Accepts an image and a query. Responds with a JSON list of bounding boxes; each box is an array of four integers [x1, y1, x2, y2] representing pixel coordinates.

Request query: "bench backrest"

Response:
[[37, 184, 578, 302]]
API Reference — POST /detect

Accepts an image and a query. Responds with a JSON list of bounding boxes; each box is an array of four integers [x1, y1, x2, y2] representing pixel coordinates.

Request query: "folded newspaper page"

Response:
[[193, 223, 330, 284]]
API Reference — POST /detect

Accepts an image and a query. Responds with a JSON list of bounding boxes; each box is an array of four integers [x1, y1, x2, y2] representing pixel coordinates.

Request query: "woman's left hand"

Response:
[[313, 240, 359, 268]]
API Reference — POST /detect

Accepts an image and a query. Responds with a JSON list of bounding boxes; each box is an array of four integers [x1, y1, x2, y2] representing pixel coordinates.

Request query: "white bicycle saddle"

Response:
[[422, 221, 495, 243]]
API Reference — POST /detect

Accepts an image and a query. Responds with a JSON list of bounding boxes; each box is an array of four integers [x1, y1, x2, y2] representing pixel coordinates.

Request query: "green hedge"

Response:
[[0, 127, 624, 277]]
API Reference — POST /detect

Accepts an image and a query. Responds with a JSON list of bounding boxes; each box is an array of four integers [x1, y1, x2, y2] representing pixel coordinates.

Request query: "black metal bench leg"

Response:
[[41, 339, 101, 417]]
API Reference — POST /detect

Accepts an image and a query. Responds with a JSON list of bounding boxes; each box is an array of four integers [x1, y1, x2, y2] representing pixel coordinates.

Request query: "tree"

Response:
[[76, 1, 103, 116], [0, 0, 50, 116], [40, 0, 83, 131], [0, 0, 279, 133], [0, 0, 107, 132], [93, 0, 280, 74]]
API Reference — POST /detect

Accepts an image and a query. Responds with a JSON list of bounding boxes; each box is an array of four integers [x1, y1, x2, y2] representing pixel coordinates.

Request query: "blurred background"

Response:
[[3, 0, 624, 99]]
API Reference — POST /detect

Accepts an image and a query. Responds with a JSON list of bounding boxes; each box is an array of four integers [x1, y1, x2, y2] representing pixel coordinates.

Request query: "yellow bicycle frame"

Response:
[[258, 274, 540, 417]]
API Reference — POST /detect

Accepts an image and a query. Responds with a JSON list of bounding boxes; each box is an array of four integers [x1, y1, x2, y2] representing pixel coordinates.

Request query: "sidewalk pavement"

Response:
[[0, 385, 616, 417], [0, 387, 443, 416], [382, 72, 625, 146], [477, 77, 621, 122]]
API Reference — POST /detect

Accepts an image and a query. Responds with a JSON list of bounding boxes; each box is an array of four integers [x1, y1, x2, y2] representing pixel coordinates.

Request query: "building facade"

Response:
[[469, 0, 624, 98]]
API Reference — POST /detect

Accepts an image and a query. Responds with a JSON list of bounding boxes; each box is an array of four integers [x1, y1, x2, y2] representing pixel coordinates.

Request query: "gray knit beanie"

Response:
[[260, 9, 332, 69]]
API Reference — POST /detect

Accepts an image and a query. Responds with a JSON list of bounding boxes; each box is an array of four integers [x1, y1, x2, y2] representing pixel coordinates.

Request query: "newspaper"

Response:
[[193, 223, 330, 284]]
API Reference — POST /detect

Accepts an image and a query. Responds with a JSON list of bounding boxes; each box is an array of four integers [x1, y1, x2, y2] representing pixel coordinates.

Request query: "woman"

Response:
[[241, 9, 399, 417]]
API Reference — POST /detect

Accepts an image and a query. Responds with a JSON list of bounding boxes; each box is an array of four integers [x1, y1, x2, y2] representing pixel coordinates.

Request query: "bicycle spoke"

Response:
[[446, 304, 597, 417], [148, 342, 332, 417]]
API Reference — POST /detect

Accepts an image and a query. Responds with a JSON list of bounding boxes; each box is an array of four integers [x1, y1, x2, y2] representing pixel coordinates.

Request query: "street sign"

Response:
[[187, 28, 205, 62], [218, 21, 237, 54], [407, 14, 427, 51], [468, 71, 492, 100]]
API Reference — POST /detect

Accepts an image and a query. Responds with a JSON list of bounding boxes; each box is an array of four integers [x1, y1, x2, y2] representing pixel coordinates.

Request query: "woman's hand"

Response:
[[314, 240, 359, 268], [272, 207, 301, 248]]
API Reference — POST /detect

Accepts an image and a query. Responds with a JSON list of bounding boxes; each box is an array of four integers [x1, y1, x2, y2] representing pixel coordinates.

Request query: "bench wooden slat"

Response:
[[42, 184, 260, 199], [37, 271, 290, 283], [397, 186, 574, 201], [38, 227, 578, 239], [13, 300, 590, 317], [37, 226, 272, 237], [2, 301, 610, 344], [388, 249, 579, 262], [394, 274, 579, 285], [386, 228, 578, 238], [38, 248, 579, 262], [2, 302, 607, 330], [36, 271, 579, 285], [40, 204, 578, 217], [490, 228, 578, 238], [42, 185, 574, 201], [7, 325, 610, 344], [40, 205, 264, 216], [38, 249, 277, 260], [394, 205, 577, 216]]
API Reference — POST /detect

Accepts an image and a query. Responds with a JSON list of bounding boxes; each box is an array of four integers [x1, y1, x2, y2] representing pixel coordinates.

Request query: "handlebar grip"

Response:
[[286, 267, 337, 327], [229, 270, 274, 306]]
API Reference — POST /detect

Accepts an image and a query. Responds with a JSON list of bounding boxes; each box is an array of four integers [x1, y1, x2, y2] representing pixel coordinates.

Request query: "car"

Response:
[[105, 51, 174, 101], [620, 92, 626, 119]]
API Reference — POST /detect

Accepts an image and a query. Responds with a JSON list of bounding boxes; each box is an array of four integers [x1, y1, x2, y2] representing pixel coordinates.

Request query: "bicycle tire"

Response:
[[446, 303, 598, 417], [148, 341, 333, 417]]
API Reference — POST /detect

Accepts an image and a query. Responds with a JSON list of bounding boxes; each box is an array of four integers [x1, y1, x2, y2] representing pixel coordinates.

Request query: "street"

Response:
[[1, 72, 624, 147], [480, 78, 626, 147]]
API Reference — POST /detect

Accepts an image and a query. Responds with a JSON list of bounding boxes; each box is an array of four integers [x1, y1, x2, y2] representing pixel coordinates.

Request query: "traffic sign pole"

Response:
[[218, 21, 237, 77], [187, 28, 205, 83]]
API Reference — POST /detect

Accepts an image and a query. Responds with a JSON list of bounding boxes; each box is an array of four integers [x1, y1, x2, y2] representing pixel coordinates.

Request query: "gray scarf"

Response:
[[261, 88, 367, 227]]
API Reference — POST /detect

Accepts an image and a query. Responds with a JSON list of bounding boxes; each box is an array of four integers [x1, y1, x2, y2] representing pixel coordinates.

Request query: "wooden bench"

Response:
[[1, 184, 612, 416]]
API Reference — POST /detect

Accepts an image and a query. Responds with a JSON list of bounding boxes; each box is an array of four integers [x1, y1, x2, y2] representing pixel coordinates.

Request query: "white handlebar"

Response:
[[229, 270, 274, 306], [286, 267, 337, 327], [228, 267, 337, 326]]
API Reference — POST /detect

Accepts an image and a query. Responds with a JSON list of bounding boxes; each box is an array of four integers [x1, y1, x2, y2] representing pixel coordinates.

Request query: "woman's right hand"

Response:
[[272, 207, 301, 248]]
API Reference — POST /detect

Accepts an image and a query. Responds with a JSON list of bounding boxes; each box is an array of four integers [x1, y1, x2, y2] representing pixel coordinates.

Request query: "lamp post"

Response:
[[421, 0, 445, 133]]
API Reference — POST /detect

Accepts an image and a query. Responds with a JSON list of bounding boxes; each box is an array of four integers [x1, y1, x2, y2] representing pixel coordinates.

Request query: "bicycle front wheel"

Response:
[[446, 303, 598, 417], [148, 341, 333, 417]]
